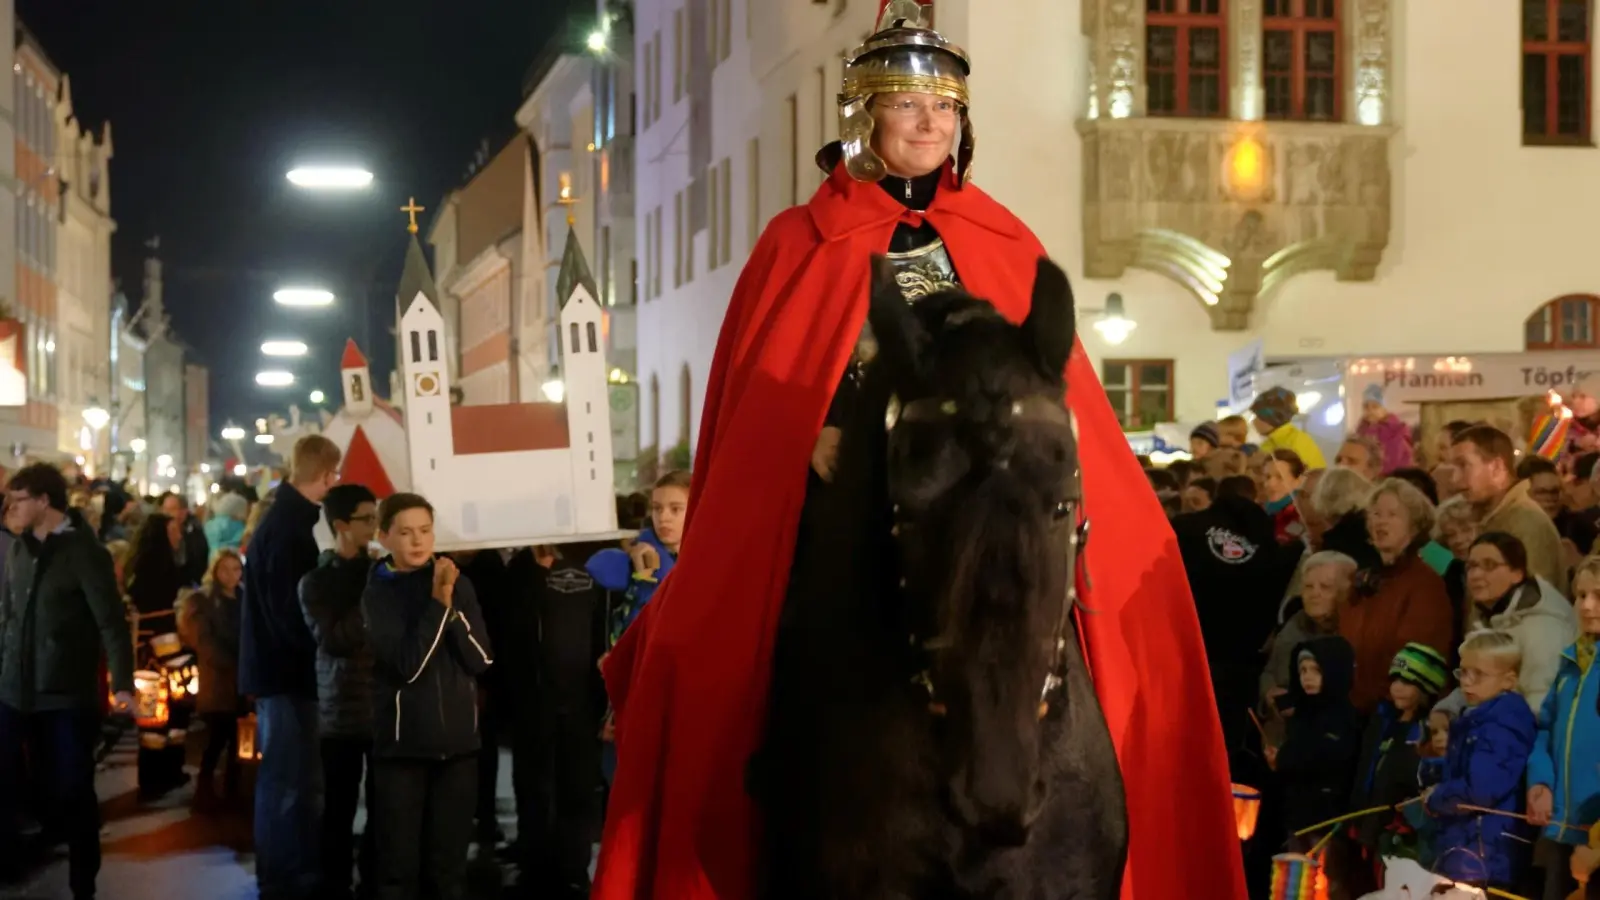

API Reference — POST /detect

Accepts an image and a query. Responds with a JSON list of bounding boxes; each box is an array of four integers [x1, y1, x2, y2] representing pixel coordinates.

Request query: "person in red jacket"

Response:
[[593, 2, 1246, 898]]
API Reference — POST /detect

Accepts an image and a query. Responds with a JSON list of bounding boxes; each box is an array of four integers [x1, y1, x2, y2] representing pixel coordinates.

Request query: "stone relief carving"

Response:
[[1079, 0, 1395, 330]]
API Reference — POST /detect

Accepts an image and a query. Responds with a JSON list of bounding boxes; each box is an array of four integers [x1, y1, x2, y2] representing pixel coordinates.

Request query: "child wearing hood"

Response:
[[1526, 556, 1600, 899], [1357, 385, 1415, 475], [1350, 643, 1450, 867], [1267, 635, 1362, 833], [1424, 629, 1536, 890], [587, 469, 688, 646]]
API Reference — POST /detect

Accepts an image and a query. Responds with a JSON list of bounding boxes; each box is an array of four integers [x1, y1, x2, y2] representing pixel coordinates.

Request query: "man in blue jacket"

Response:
[[240, 435, 342, 899]]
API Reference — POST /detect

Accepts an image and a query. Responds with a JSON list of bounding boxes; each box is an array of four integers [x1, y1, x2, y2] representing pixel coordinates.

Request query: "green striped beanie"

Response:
[[1389, 642, 1449, 697]]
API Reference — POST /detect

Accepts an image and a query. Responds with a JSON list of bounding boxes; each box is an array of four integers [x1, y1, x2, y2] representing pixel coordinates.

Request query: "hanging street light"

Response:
[[256, 370, 295, 387], [309, 389, 326, 404], [261, 340, 309, 357], [273, 288, 335, 307], [286, 166, 374, 190], [220, 425, 246, 441]]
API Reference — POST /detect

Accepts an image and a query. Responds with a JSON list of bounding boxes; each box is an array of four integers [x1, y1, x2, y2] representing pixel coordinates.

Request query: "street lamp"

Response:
[[129, 437, 147, 454], [256, 370, 295, 387], [541, 378, 566, 403], [220, 426, 246, 441], [82, 406, 110, 430], [273, 288, 335, 307], [254, 434, 275, 445], [309, 389, 326, 404], [1089, 293, 1138, 346], [286, 166, 374, 190], [261, 340, 309, 357], [586, 29, 608, 52]]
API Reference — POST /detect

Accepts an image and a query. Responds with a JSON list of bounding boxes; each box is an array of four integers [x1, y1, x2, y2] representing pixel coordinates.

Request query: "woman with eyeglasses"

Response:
[[1460, 531, 1578, 713]]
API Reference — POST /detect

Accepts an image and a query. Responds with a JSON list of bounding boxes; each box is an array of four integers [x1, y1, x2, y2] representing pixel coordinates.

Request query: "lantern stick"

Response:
[[1290, 803, 1399, 837], [1247, 708, 1268, 742]]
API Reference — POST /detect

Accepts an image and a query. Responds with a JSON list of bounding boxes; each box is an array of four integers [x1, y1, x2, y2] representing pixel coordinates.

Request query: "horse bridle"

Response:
[[885, 392, 1089, 722]]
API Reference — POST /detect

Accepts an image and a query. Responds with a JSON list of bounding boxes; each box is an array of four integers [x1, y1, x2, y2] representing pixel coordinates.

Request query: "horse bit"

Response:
[[884, 392, 1090, 722]]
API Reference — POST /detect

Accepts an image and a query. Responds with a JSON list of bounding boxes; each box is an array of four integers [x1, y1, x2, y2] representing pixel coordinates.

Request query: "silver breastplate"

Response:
[[856, 237, 962, 366]]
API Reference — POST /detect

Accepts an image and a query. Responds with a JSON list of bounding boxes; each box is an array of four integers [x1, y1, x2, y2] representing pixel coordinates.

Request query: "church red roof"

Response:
[[340, 424, 396, 498], [341, 339, 368, 370], [450, 402, 570, 455]]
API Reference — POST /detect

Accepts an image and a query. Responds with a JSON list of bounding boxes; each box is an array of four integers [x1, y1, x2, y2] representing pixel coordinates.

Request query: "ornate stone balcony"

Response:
[[1078, 116, 1395, 330]]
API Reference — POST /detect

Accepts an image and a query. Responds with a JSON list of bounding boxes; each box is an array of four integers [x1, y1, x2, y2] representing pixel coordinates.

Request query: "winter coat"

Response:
[[1276, 635, 1363, 831], [364, 558, 494, 760], [1350, 700, 1428, 848], [239, 482, 323, 699], [1426, 690, 1537, 885], [1482, 482, 1567, 592], [177, 584, 241, 715], [1259, 421, 1328, 470], [298, 550, 375, 738], [1526, 639, 1600, 846], [0, 509, 134, 712], [1472, 577, 1578, 712], [1259, 610, 1340, 745], [1357, 413, 1414, 474], [1339, 552, 1456, 714], [587, 527, 678, 646]]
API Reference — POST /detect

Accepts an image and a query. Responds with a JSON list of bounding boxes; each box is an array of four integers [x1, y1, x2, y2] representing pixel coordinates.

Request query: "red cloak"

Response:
[[595, 162, 1247, 900]]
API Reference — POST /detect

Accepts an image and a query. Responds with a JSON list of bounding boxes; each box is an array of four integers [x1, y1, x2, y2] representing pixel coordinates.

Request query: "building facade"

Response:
[[55, 77, 114, 470], [108, 288, 147, 485], [632, 0, 1599, 438], [632, 0, 758, 467], [184, 362, 208, 474], [6, 24, 60, 462], [139, 252, 186, 491]]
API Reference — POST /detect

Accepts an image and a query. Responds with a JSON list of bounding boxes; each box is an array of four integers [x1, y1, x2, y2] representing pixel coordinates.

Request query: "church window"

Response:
[[351, 374, 365, 402], [586, 322, 598, 353], [1525, 295, 1600, 349], [1146, 0, 1227, 118], [1263, 0, 1341, 121], [570, 322, 581, 354], [1523, 0, 1591, 143], [427, 330, 439, 362], [409, 331, 422, 363]]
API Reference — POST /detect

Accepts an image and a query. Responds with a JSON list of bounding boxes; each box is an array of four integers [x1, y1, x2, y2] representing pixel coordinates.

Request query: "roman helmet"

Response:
[[837, 0, 974, 186]]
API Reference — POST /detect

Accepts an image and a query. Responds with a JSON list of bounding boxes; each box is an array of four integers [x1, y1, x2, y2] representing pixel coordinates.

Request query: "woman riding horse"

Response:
[[593, 2, 1245, 898]]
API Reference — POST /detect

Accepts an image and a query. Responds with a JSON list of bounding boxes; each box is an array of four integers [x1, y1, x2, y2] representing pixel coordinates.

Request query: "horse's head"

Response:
[[865, 255, 1083, 847]]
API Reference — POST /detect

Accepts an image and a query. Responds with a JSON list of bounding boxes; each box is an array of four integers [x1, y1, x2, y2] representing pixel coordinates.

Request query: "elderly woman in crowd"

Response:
[[1313, 467, 1380, 570], [1260, 551, 1358, 740], [1339, 478, 1456, 713]]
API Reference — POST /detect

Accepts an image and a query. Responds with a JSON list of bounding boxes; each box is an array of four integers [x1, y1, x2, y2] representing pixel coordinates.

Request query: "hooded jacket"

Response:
[[1172, 495, 1289, 668], [363, 558, 494, 760], [1276, 635, 1362, 831], [1526, 638, 1600, 847], [1356, 413, 1414, 475], [1475, 576, 1578, 712]]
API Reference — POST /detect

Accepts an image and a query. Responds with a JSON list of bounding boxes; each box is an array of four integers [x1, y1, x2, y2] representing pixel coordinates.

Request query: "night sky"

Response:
[[18, 0, 589, 437]]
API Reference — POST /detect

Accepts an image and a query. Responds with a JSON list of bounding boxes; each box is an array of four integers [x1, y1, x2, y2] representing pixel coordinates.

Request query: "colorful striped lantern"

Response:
[[1269, 853, 1329, 900], [1530, 390, 1575, 460]]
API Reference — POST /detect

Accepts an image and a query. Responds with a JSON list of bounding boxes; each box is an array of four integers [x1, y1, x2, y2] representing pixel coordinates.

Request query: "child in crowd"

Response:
[[1191, 422, 1220, 461], [1218, 414, 1250, 450], [363, 492, 495, 900], [587, 470, 690, 781], [1527, 557, 1600, 899], [1268, 637, 1362, 834], [587, 470, 689, 647], [1351, 643, 1450, 867], [1425, 629, 1536, 889]]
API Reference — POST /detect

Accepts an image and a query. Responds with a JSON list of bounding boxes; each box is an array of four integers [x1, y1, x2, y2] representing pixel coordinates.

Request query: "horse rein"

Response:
[[885, 392, 1088, 722]]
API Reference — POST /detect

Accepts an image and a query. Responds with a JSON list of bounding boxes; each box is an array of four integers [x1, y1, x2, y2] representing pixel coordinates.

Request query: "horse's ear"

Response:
[[1020, 257, 1075, 379], [867, 255, 926, 377]]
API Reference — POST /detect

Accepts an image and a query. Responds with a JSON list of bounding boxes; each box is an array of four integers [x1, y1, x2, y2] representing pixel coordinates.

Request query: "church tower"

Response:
[[395, 205, 454, 482], [555, 229, 617, 534], [340, 339, 374, 419]]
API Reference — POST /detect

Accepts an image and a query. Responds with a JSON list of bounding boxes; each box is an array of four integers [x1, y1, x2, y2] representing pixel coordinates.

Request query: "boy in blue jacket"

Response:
[[587, 470, 689, 647], [1425, 629, 1536, 890]]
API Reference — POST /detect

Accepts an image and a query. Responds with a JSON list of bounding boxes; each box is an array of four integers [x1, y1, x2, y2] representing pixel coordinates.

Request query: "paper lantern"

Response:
[[1232, 784, 1262, 840], [1530, 390, 1575, 460], [132, 670, 169, 729], [1270, 853, 1329, 900], [236, 713, 262, 761]]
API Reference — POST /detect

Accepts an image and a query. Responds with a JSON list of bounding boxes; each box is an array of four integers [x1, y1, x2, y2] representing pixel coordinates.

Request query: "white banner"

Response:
[[1227, 339, 1265, 409], [1345, 352, 1600, 404]]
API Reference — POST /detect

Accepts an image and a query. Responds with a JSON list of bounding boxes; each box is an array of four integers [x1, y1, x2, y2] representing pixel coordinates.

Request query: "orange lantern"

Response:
[[236, 713, 262, 761], [1232, 783, 1262, 840], [132, 670, 169, 729]]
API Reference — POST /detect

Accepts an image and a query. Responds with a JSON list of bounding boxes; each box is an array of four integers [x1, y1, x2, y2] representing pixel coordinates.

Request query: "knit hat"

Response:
[[1389, 642, 1449, 697], [1362, 383, 1385, 406], [1250, 386, 1298, 430], [1190, 422, 1220, 450]]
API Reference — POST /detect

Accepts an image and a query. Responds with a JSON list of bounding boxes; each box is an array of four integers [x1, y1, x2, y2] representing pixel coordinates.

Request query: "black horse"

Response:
[[750, 256, 1130, 899]]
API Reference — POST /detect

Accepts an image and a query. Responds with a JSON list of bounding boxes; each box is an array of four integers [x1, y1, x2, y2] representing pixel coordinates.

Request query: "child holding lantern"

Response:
[[1350, 643, 1450, 869], [1423, 629, 1536, 890], [1526, 556, 1600, 900]]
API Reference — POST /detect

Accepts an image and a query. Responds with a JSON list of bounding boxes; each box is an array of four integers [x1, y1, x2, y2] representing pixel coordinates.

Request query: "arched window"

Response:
[[678, 364, 692, 448], [1522, 0, 1591, 143], [1146, 0, 1227, 118], [649, 373, 661, 448], [1264, 0, 1341, 121], [1525, 294, 1600, 349]]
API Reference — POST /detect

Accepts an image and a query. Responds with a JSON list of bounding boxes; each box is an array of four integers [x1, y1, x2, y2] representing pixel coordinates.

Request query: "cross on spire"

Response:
[[401, 197, 425, 234]]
